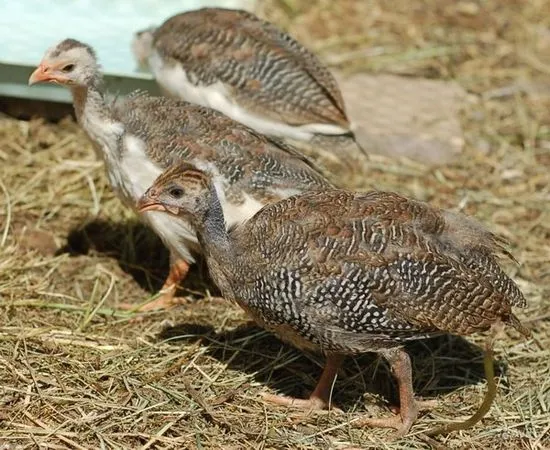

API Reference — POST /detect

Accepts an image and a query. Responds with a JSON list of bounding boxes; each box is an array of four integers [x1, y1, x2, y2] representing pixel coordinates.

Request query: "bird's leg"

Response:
[[356, 348, 419, 437], [262, 354, 345, 412], [119, 256, 191, 311]]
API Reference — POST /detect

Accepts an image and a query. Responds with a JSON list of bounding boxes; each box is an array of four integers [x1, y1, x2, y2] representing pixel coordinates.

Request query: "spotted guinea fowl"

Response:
[[138, 162, 529, 437], [132, 8, 366, 170], [28, 38, 332, 311]]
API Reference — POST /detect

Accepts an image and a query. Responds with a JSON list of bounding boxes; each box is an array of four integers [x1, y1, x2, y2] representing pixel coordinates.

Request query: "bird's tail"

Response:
[[282, 133, 370, 188]]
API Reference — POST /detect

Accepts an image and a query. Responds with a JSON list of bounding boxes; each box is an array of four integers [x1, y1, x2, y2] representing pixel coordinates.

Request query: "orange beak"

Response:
[[137, 195, 181, 215], [28, 63, 70, 85], [137, 199, 166, 214]]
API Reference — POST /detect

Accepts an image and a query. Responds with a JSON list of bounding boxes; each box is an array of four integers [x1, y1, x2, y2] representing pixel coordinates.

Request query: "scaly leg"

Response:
[[356, 348, 419, 437], [119, 257, 190, 311], [262, 354, 345, 412]]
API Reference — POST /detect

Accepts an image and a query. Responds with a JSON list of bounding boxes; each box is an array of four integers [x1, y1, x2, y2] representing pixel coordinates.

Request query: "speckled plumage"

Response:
[[139, 164, 528, 434], [135, 8, 347, 128], [132, 8, 366, 166], [111, 92, 329, 201], [233, 191, 527, 350], [30, 38, 332, 309], [159, 173, 526, 350]]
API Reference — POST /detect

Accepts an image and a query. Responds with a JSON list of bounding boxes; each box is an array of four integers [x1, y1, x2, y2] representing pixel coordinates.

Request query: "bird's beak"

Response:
[[138, 191, 182, 215], [137, 198, 167, 214], [28, 63, 70, 85], [138, 200, 181, 216]]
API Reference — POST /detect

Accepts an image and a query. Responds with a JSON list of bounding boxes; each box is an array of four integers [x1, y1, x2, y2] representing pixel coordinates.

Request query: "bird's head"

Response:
[[131, 27, 156, 68], [138, 163, 214, 220], [29, 38, 100, 87]]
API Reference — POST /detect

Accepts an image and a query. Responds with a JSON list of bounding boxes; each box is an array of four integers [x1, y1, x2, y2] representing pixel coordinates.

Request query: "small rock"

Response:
[[335, 72, 467, 166]]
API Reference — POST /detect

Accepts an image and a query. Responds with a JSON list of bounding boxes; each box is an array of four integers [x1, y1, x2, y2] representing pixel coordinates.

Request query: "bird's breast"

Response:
[[141, 211, 198, 263]]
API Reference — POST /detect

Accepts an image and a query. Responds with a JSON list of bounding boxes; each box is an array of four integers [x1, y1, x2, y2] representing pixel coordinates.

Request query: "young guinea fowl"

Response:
[[132, 8, 366, 172], [138, 163, 529, 437], [28, 38, 332, 311]]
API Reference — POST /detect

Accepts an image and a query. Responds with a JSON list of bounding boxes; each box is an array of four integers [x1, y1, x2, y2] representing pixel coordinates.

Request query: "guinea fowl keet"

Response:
[[28, 38, 332, 311], [132, 8, 366, 171], [138, 163, 529, 437]]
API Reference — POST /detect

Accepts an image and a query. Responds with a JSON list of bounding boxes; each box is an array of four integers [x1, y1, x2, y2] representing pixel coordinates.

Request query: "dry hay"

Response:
[[1, 0, 549, 448]]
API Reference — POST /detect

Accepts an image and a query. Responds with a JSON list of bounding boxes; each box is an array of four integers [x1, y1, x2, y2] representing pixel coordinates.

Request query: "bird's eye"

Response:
[[169, 187, 184, 198], [62, 64, 75, 73]]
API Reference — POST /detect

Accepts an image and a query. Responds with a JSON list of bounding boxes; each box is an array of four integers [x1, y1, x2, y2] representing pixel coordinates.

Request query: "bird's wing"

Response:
[[236, 190, 525, 339], [110, 93, 332, 199], [153, 9, 349, 128]]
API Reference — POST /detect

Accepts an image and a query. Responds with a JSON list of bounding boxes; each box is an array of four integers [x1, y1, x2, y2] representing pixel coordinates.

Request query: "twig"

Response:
[[425, 323, 503, 436], [4, 299, 132, 318], [0, 177, 12, 247]]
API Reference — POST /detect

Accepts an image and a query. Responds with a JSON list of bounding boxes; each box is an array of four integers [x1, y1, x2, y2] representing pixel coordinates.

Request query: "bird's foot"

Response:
[[355, 396, 432, 438], [119, 258, 191, 312], [355, 413, 414, 438], [118, 286, 189, 312], [356, 398, 436, 438], [389, 398, 438, 414], [262, 392, 342, 413]]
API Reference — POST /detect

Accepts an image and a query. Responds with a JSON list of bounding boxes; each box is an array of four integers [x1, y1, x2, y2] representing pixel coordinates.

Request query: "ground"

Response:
[[1, 0, 549, 449]]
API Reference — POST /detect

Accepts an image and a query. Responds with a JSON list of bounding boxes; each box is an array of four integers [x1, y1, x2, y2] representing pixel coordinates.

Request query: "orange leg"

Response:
[[263, 354, 345, 412], [356, 348, 420, 437], [120, 257, 190, 311]]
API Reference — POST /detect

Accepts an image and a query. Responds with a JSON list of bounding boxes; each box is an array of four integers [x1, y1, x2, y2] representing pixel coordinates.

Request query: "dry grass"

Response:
[[1, 0, 549, 448]]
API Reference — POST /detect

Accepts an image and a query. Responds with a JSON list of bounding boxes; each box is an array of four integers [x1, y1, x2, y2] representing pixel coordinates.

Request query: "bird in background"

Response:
[[132, 8, 368, 176]]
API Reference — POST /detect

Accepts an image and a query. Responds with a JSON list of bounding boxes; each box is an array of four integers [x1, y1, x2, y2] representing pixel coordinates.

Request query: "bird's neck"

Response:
[[70, 79, 108, 123], [192, 187, 240, 289], [70, 80, 121, 161], [194, 186, 231, 256]]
